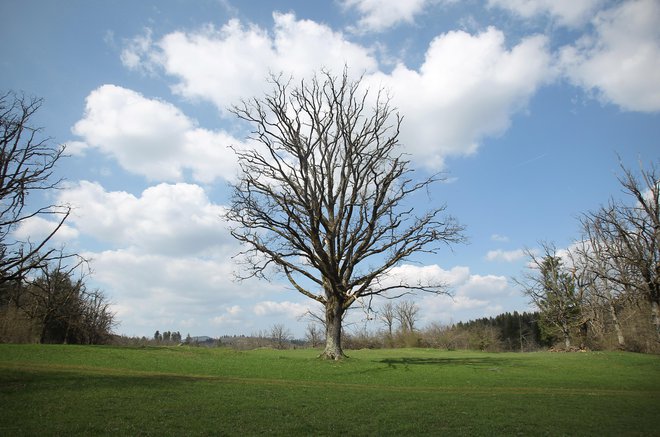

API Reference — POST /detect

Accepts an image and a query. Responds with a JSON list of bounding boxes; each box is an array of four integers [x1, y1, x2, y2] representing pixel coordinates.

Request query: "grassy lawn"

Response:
[[0, 345, 658, 436]]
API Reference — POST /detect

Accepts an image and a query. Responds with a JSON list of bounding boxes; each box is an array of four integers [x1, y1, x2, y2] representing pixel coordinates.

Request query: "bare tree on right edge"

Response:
[[0, 91, 71, 284], [581, 161, 660, 342]]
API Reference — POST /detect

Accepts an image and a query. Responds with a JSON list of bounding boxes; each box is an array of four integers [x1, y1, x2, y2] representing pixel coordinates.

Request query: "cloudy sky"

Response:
[[2, 0, 658, 338]]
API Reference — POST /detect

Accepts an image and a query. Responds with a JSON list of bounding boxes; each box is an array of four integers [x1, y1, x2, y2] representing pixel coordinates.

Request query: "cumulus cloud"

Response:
[[253, 300, 311, 318], [13, 216, 80, 243], [211, 306, 244, 326], [459, 274, 509, 296], [381, 264, 470, 292], [72, 85, 239, 183], [344, 263, 516, 327], [341, 0, 438, 33], [85, 248, 282, 336], [486, 248, 526, 262], [50, 179, 318, 336], [369, 27, 552, 168], [560, 0, 660, 112], [488, 0, 604, 27], [125, 12, 377, 111], [416, 268, 511, 324], [59, 181, 231, 256], [381, 264, 509, 298], [120, 15, 553, 170]]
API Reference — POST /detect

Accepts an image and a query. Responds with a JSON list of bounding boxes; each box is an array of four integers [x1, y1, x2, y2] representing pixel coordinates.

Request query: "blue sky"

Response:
[[2, 0, 658, 338]]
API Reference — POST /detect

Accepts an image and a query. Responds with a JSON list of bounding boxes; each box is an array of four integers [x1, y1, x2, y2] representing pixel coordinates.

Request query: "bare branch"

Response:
[[225, 69, 465, 358], [0, 91, 72, 284]]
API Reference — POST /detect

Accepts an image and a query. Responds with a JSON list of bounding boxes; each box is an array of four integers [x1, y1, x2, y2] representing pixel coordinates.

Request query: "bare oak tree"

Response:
[[0, 91, 71, 284], [581, 161, 660, 342], [270, 323, 292, 349], [394, 300, 420, 333], [305, 322, 324, 348], [379, 301, 396, 339], [575, 223, 629, 348], [227, 70, 464, 359]]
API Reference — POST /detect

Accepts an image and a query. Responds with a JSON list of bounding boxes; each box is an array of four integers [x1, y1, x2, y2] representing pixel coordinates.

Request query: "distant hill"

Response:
[[186, 336, 215, 344]]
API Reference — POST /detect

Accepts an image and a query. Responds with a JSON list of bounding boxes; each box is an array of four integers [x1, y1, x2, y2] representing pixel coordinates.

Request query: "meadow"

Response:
[[0, 345, 658, 436]]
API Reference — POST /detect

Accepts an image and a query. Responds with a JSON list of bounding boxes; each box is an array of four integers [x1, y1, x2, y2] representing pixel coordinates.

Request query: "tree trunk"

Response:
[[651, 299, 660, 342], [39, 310, 52, 344], [562, 324, 571, 349], [39, 323, 48, 344], [608, 302, 625, 349], [320, 299, 345, 360]]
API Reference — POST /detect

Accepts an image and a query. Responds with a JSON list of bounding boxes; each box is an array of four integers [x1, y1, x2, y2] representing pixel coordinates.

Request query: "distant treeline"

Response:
[[453, 311, 547, 351], [342, 309, 548, 352], [113, 310, 548, 353]]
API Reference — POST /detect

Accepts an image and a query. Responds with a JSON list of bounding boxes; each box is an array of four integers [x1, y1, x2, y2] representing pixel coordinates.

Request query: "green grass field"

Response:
[[0, 345, 658, 436]]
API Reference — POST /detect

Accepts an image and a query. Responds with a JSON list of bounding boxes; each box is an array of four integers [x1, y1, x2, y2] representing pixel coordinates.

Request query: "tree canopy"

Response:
[[227, 70, 465, 359]]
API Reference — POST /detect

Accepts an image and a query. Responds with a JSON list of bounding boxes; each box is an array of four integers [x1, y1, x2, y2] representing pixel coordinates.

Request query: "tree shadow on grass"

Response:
[[0, 368, 300, 436], [376, 356, 511, 370]]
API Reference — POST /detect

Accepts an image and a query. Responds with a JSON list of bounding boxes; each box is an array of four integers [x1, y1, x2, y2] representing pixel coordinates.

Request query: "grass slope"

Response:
[[0, 345, 658, 436]]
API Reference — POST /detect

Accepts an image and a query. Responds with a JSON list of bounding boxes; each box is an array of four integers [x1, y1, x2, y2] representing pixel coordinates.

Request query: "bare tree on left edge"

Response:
[[0, 91, 72, 284]]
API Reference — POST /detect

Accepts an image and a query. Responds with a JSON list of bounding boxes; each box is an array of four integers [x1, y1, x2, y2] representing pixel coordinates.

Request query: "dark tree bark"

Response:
[[226, 70, 465, 359]]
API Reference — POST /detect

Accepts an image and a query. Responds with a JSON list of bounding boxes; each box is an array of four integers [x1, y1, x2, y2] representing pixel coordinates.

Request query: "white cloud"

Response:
[[417, 270, 511, 324], [253, 300, 311, 318], [52, 179, 319, 336], [59, 181, 231, 256], [488, 0, 604, 27], [64, 141, 90, 156], [380, 264, 510, 299], [341, 0, 439, 33], [369, 27, 552, 168], [448, 295, 491, 310], [72, 85, 239, 183], [486, 248, 526, 262], [132, 12, 377, 111], [211, 305, 244, 326], [13, 216, 80, 243], [226, 305, 242, 316], [85, 247, 285, 336], [381, 264, 470, 291], [377, 263, 513, 324], [490, 233, 510, 242], [458, 274, 509, 297], [560, 0, 660, 112], [419, 293, 504, 324], [120, 27, 158, 73], [122, 16, 553, 170]]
